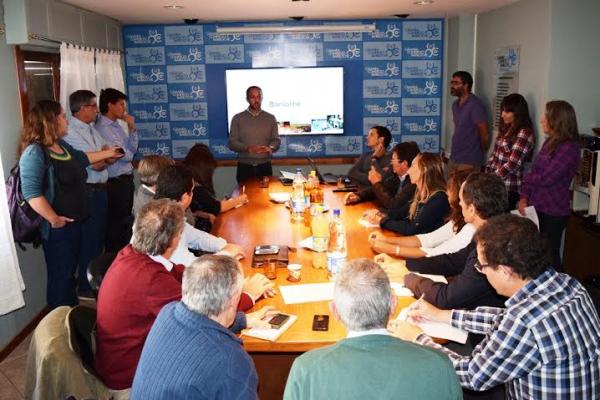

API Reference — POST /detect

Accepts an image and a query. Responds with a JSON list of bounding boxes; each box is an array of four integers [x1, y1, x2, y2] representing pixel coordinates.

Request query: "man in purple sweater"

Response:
[[131, 254, 261, 400]]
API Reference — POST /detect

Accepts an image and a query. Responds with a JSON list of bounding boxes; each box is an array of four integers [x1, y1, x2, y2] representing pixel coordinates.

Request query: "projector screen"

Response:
[[225, 67, 344, 135]]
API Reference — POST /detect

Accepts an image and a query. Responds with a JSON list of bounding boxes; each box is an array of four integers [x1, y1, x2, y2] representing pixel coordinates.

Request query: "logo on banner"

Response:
[[403, 117, 439, 133], [169, 103, 208, 121], [172, 123, 208, 137], [364, 62, 401, 78], [131, 105, 168, 121], [137, 123, 171, 140], [363, 80, 402, 98], [404, 135, 439, 152], [167, 65, 206, 83], [365, 100, 401, 116], [403, 21, 442, 40], [169, 85, 206, 102], [128, 67, 166, 83], [404, 43, 440, 58], [287, 32, 321, 41], [164, 26, 204, 45], [166, 47, 203, 63], [125, 29, 163, 45], [126, 48, 165, 66], [402, 61, 441, 78], [403, 80, 439, 96], [206, 32, 242, 43], [205, 45, 245, 63], [139, 141, 171, 156], [363, 42, 402, 60], [129, 85, 168, 103], [402, 99, 440, 116], [325, 136, 363, 155], [172, 140, 210, 159], [283, 43, 324, 64], [363, 117, 402, 135], [247, 46, 283, 65], [289, 140, 324, 154], [325, 44, 361, 60], [323, 31, 362, 42], [369, 24, 401, 40]]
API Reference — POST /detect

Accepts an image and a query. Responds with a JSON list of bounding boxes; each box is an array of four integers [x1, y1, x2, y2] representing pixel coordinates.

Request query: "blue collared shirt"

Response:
[[95, 115, 138, 178], [64, 117, 108, 184]]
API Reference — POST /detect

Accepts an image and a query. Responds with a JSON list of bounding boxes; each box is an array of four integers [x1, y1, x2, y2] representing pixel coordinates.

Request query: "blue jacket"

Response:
[[131, 302, 258, 400], [19, 140, 89, 238]]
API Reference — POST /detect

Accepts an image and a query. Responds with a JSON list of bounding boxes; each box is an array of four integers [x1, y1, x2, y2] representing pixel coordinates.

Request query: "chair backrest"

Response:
[[67, 305, 98, 377], [87, 252, 117, 294]]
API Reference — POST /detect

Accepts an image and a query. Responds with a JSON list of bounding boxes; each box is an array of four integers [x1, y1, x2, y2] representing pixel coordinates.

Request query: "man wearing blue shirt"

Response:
[[96, 88, 138, 252], [65, 90, 115, 297]]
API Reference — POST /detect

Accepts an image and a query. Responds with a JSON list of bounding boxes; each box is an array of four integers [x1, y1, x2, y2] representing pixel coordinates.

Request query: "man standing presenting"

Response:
[[64, 90, 114, 298], [228, 86, 280, 183], [96, 88, 138, 252], [449, 71, 489, 173]]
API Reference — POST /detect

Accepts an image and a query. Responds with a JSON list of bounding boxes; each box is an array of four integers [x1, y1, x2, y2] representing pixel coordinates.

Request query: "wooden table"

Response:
[[213, 178, 414, 399]]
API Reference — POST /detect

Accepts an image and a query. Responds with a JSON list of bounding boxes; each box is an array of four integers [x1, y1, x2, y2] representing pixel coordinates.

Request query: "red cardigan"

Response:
[[94, 245, 253, 390]]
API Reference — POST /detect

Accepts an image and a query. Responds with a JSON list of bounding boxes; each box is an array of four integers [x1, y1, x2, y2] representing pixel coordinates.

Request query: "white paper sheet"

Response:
[[358, 217, 379, 228], [415, 273, 448, 283], [397, 308, 468, 344], [510, 206, 539, 229], [242, 314, 298, 341], [390, 283, 415, 297], [280, 171, 306, 181], [269, 192, 291, 203], [280, 283, 334, 304]]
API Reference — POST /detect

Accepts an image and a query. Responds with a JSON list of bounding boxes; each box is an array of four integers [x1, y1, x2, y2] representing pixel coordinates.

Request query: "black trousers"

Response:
[[538, 211, 569, 272], [236, 161, 273, 184], [105, 174, 134, 253]]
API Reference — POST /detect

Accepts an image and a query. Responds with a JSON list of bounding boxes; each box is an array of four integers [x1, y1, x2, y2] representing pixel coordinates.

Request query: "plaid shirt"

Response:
[[417, 269, 600, 399], [485, 128, 534, 194], [520, 140, 580, 216]]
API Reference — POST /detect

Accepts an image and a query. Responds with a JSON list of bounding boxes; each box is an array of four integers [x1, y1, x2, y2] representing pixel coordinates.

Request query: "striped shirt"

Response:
[[417, 269, 600, 399], [485, 128, 534, 194]]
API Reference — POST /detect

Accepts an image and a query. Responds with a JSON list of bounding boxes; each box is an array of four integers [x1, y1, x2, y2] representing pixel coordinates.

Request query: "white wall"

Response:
[[475, 0, 552, 152], [0, 1, 48, 350], [548, 0, 600, 133]]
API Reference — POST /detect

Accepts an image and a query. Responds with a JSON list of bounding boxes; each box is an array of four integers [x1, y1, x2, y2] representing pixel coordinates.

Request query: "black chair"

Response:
[[86, 252, 116, 296], [66, 305, 98, 377]]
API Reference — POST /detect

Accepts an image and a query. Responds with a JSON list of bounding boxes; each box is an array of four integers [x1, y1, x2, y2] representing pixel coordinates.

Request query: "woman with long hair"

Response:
[[377, 152, 449, 235], [485, 93, 535, 209], [18, 100, 122, 308], [519, 100, 581, 271], [182, 144, 248, 231], [369, 169, 473, 258]]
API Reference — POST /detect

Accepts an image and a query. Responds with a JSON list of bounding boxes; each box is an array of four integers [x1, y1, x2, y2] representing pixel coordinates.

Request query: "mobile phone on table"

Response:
[[268, 313, 290, 329], [312, 314, 329, 331]]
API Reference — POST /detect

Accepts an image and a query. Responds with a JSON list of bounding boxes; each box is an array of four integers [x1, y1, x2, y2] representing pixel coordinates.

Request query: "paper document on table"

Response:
[[269, 192, 291, 203], [415, 273, 447, 283], [281, 171, 305, 182], [242, 314, 298, 342], [397, 308, 468, 344], [358, 218, 379, 228], [280, 283, 334, 304], [510, 206, 539, 229], [390, 283, 415, 297]]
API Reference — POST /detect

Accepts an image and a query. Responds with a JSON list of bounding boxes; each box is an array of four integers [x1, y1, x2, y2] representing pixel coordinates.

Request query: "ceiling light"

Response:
[[216, 24, 376, 35], [163, 5, 184, 10], [413, 0, 434, 5]]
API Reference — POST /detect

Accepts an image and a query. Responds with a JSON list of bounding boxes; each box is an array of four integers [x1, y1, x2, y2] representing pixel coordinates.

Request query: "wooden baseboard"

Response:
[[0, 307, 49, 362]]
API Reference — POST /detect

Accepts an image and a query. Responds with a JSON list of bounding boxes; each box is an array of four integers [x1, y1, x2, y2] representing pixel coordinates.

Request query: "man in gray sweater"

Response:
[[228, 86, 281, 183]]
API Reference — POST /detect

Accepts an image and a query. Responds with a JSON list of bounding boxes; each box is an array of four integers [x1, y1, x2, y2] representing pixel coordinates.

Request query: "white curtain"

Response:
[[0, 153, 25, 315], [59, 43, 97, 117], [95, 49, 125, 94]]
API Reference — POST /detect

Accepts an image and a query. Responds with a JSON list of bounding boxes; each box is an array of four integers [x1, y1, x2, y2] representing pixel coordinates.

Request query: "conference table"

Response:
[[213, 177, 415, 399]]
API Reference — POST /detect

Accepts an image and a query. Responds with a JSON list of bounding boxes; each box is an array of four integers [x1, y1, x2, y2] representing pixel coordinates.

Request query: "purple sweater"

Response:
[[520, 140, 580, 216]]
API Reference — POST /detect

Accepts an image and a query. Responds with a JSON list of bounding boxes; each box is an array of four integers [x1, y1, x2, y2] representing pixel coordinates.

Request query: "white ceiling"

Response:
[[63, 0, 518, 25]]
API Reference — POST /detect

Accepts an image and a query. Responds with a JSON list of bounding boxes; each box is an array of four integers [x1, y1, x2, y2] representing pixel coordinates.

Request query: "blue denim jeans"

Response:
[[78, 187, 108, 291], [42, 220, 82, 308]]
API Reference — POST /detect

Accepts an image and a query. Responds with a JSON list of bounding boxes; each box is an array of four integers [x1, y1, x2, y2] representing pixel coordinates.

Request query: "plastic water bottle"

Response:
[[327, 209, 347, 280], [291, 168, 305, 222]]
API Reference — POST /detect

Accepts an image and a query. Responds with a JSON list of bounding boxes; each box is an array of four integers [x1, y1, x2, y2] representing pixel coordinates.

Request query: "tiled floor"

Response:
[[0, 333, 31, 400]]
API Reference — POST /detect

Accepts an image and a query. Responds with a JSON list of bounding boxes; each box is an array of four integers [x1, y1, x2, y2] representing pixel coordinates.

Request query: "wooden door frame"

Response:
[[14, 46, 61, 122]]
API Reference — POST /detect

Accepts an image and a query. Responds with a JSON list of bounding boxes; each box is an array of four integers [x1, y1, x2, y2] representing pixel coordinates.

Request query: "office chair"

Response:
[[67, 305, 98, 377], [87, 253, 117, 296]]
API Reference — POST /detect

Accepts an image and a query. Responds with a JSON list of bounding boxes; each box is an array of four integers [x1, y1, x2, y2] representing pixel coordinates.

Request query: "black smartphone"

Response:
[[312, 314, 329, 331], [268, 313, 290, 329]]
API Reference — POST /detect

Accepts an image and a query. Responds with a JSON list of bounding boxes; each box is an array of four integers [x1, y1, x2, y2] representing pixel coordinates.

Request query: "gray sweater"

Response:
[[228, 109, 280, 165]]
